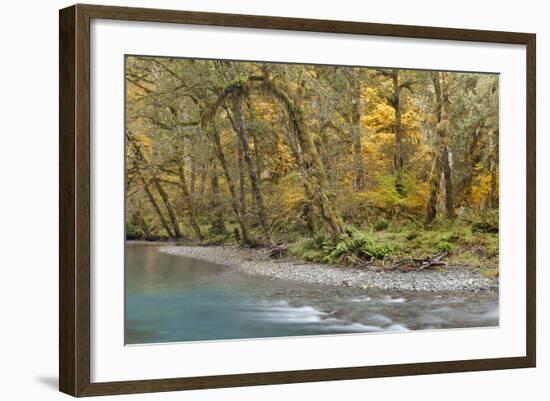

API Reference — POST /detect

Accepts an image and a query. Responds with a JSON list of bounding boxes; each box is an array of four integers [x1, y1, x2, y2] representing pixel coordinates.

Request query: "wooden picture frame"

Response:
[[59, 3, 536, 397]]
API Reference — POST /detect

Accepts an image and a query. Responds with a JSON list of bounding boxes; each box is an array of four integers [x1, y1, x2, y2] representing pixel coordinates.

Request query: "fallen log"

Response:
[[265, 244, 288, 259], [356, 258, 374, 268], [387, 251, 448, 272]]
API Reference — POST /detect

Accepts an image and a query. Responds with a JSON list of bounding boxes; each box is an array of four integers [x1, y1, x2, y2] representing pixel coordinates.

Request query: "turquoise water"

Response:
[[125, 244, 499, 344]]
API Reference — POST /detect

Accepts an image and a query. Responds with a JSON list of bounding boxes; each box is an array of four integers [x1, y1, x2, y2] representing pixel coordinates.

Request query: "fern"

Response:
[[326, 232, 398, 263]]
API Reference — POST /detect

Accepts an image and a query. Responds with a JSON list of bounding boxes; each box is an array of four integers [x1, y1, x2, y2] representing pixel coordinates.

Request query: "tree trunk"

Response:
[[426, 155, 441, 225], [236, 133, 247, 217], [456, 127, 483, 205], [207, 125, 251, 244], [177, 164, 203, 240], [262, 76, 345, 239], [199, 162, 207, 198], [349, 70, 365, 190], [135, 165, 173, 238], [392, 70, 403, 171], [153, 178, 183, 238], [138, 213, 152, 238], [426, 72, 454, 223], [246, 98, 264, 180], [440, 73, 454, 219], [190, 153, 196, 197], [251, 132, 263, 180], [126, 131, 174, 238], [391, 69, 404, 195], [231, 91, 274, 246], [209, 159, 227, 234], [488, 128, 498, 208], [282, 117, 317, 235], [292, 77, 318, 234], [317, 122, 331, 179], [442, 145, 454, 218]]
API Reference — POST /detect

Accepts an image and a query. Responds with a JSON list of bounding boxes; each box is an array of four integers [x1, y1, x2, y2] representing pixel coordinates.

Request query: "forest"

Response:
[[125, 56, 499, 272]]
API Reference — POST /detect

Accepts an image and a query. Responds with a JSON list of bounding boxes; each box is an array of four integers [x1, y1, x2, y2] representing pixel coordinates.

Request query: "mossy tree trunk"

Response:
[[261, 74, 345, 240], [236, 134, 247, 217], [349, 69, 365, 191], [246, 98, 264, 181], [440, 73, 455, 219], [376, 68, 408, 195], [127, 131, 175, 238], [391, 69, 406, 196], [153, 177, 183, 238], [231, 90, 274, 246], [455, 126, 484, 205], [207, 125, 251, 244], [134, 163, 173, 238], [281, 113, 318, 236], [426, 72, 454, 224], [488, 128, 498, 209], [209, 158, 227, 235], [176, 164, 203, 240]]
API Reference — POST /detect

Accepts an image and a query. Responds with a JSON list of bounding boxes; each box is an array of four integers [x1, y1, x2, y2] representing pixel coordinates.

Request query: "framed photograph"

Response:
[[59, 4, 536, 397]]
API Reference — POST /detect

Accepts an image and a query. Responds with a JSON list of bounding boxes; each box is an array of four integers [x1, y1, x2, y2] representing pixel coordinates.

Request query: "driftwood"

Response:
[[356, 257, 375, 268], [387, 251, 448, 272], [264, 245, 288, 259]]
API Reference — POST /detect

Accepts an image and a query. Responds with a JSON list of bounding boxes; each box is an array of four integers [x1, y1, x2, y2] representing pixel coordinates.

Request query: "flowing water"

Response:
[[125, 243, 498, 344]]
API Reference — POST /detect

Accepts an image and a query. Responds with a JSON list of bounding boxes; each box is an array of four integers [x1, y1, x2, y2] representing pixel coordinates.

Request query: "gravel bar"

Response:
[[158, 245, 498, 293]]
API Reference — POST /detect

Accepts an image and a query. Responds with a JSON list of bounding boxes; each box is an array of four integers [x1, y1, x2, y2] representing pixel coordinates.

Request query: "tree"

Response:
[[348, 69, 366, 190], [426, 72, 454, 224], [374, 68, 415, 195], [229, 87, 274, 245], [260, 68, 346, 239]]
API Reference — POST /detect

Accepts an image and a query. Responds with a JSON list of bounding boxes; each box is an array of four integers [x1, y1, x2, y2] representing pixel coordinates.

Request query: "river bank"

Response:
[[152, 243, 499, 293]]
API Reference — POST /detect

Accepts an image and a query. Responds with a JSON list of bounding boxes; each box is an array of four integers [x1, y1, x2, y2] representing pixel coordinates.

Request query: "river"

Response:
[[125, 243, 498, 344]]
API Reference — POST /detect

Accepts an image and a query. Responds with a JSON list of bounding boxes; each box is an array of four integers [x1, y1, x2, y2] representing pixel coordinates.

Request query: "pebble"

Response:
[[159, 245, 499, 293]]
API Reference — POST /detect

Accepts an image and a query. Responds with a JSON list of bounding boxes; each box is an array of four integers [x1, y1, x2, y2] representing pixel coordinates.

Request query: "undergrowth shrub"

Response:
[[373, 218, 390, 232], [464, 209, 499, 234], [326, 232, 397, 262], [289, 231, 397, 265]]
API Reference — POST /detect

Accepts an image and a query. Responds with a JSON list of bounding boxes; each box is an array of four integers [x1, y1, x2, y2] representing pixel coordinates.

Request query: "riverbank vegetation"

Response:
[[125, 57, 499, 271]]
